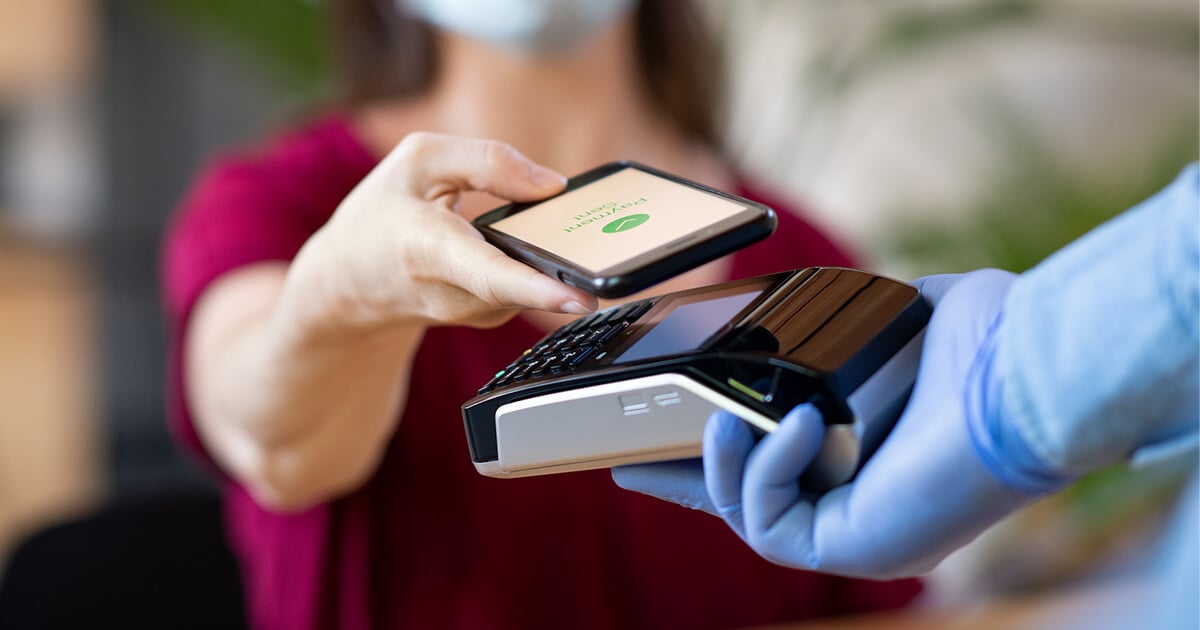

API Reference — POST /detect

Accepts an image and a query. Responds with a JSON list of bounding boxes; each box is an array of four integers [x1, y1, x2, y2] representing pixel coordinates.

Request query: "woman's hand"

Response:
[[285, 132, 597, 336], [187, 133, 595, 512]]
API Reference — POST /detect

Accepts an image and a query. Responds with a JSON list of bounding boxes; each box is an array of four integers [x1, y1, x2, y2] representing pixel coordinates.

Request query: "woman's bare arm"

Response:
[[182, 134, 596, 512]]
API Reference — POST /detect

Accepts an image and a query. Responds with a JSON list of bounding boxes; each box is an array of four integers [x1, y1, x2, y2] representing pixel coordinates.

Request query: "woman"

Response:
[[163, 1, 920, 627]]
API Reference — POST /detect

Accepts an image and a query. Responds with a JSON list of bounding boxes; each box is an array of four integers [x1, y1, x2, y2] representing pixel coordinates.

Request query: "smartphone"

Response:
[[472, 161, 777, 298]]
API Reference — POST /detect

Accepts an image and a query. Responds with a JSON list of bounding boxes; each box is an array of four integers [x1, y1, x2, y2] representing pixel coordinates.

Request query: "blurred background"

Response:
[[0, 0, 1195, 626]]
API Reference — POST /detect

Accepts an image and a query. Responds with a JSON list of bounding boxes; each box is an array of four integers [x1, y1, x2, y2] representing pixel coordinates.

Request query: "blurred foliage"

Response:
[[834, 0, 1040, 81], [861, 1, 1198, 275], [879, 106, 1198, 275], [748, 0, 1045, 164], [1068, 458, 1194, 533], [130, 0, 328, 91], [881, 0, 1034, 49]]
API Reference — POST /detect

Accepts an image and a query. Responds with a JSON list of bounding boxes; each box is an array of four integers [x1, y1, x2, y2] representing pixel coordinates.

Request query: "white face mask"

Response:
[[400, 0, 638, 55]]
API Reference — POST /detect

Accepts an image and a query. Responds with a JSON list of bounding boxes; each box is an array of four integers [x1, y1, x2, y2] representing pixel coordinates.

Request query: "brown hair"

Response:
[[327, 0, 722, 149]]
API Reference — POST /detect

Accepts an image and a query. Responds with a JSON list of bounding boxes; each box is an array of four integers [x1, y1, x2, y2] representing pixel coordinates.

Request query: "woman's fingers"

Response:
[[437, 235, 597, 315], [386, 133, 594, 315], [335, 132, 592, 323], [385, 132, 567, 203]]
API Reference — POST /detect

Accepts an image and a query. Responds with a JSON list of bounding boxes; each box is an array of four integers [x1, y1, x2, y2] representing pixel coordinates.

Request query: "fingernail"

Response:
[[561, 301, 594, 315], [530, 166, 567, 189]]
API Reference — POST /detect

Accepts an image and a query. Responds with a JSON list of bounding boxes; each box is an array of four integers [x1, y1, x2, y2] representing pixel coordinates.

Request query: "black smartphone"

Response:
[[472, 161, 777, 298]]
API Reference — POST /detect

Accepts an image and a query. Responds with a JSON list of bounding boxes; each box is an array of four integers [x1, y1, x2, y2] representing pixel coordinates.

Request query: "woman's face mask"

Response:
[[400, 0, 638, 55]]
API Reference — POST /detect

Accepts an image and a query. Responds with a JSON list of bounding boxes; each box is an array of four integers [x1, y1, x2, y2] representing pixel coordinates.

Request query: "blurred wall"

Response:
[[0, 0, 301, 560], [98, 0, 297, 492], [0, 0, 101, 558], [711, 0, 1199, 272]]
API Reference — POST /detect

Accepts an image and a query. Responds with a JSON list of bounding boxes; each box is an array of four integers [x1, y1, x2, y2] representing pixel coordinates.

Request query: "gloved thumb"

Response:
[[740, 405, 826, 563]]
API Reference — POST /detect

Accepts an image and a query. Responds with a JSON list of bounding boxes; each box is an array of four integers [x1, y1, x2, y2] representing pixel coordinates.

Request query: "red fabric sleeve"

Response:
[[160, 116, 375, 469]]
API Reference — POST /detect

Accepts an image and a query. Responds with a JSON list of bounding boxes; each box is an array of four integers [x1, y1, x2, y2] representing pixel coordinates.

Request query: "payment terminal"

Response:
[[462, 267, 930, 491]]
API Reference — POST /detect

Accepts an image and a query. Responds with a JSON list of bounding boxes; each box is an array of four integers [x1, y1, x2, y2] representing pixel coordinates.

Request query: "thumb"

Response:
[[743, 404, 826, 525], [704, 411, 758, 541]]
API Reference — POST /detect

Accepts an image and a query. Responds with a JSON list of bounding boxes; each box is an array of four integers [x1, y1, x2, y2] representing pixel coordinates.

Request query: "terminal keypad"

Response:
[[477, 300, 653, 394]]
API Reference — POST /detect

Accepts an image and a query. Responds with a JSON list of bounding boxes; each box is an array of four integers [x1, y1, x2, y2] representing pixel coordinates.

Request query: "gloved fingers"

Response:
[[741, 405, 826, 566], [744, 404, 825, 501], [703, 411, 756, 540], [382, 132, 567, 203], [611, 459, 713, 514], [911, 273, 966, 307]]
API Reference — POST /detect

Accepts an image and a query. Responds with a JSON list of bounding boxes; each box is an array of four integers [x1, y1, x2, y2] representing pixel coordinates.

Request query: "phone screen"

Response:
[[488, 167, 750, 274]]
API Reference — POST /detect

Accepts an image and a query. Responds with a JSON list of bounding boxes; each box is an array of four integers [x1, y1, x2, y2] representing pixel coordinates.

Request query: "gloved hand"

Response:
[[614, 270, 1070, 579]]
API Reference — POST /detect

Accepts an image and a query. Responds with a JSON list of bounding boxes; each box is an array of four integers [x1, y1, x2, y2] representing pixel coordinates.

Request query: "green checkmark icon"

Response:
[[602, 213, 650, 234]]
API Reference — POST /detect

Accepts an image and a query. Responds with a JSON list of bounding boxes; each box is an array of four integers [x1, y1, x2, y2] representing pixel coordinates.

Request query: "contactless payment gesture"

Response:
[[472, 161, 776, 298]]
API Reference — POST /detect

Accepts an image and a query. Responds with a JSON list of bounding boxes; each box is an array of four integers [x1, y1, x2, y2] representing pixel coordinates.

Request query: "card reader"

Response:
[[462, 267, 930, 491]]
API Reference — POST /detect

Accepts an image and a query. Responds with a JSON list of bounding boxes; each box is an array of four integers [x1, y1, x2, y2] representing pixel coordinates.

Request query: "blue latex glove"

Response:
[[614, 269, 1068, 579]]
